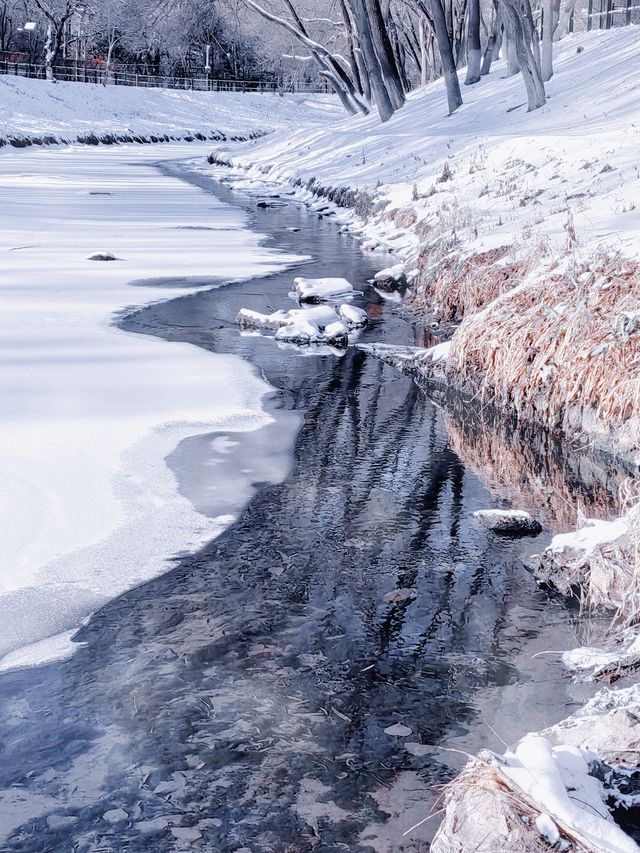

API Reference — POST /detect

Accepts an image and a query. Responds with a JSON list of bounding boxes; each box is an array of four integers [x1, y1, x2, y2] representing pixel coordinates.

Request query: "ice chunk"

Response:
[[293, 276, 354, 303]]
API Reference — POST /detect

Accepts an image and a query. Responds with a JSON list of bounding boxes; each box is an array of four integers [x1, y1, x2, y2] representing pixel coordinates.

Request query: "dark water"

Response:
[[0, 163, 609, 851]]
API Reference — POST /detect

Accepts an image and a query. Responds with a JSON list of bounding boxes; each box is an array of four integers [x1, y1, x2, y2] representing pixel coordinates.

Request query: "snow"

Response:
[[220, 28, 640, 268], [293, 276, 354, 303], [338, 304, 368, 327], [427, 341, 451, 363], [549, 516, 628, 554], [535, 813, 561, 846], [502, 735, 639, 852], [562, 630, 640, 677], [0, 142, 304, 668], [0, 74, 340, 144]]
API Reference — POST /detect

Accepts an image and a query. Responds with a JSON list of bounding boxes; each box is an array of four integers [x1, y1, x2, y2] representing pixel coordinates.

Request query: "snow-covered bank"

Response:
[[214, 27, 640, 468], [431, 684, 640, 852], [0, 75, 339, 146], [0, 142, 302, 668]]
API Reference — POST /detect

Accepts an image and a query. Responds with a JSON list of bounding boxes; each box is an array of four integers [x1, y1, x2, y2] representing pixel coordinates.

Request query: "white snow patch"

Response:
[[293, 276, 354, 303], [502, 735, 639, 853], [0, 74, 339, 143], [0, 143, 304, 666], [550, 516, 628, 554]]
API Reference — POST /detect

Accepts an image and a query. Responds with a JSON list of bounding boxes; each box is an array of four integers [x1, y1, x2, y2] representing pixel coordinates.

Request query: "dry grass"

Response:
[[431, 756, 594, 852], [385, 206, 418, 228], [410, 244, 530, 322], [450, 251, 640, 446]]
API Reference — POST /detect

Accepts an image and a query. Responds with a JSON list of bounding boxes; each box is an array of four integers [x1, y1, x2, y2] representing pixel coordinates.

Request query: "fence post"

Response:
[[587, 0, 593, 29]]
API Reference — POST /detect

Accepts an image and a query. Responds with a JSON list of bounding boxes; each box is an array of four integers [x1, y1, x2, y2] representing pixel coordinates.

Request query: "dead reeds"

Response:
[[450, 251, 640, 450]]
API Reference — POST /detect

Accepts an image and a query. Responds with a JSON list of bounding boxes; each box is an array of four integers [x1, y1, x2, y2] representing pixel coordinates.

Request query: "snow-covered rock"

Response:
[[374, 264, 407, 292], [293, 276, 354, 303], [236, 308, 293, 330], [338, 304, 368, 328], [236, 304, 363, 347], [533, 514, 633, 616], [88, 252, 119, 262], [473, 509, 542, 536], [275, 313, 348, 346]]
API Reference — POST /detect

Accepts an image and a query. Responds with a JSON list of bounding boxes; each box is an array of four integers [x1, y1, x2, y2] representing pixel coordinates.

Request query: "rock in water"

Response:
[[88, 252, 119, 261], [374, 264, 407, 293], [473, 509, 541, 536]]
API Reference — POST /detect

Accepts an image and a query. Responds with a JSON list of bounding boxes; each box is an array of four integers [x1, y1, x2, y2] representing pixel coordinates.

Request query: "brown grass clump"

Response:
[[385, 206, 418, 229], [411, 245, 527, 322], [450, 252, 640, 448]]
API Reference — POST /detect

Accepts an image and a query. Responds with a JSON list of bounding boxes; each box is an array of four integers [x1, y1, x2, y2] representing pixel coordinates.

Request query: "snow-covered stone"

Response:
[[103, 808, 128, 823], [88, 252, 119, 261], [293, 276, 354, 303], [236, 308, 291, 330], [473, 509, 542, 535], [275, 314, 348, 346], [338, 304, 368, 328], [374, 264, 407, 292]]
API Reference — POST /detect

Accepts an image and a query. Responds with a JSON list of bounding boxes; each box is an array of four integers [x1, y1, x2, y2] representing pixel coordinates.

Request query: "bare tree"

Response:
[[31, 0, 84, 80], [243, 0, 369, 114], [499, 0, 545, 109], [541, 0, 560, 80]]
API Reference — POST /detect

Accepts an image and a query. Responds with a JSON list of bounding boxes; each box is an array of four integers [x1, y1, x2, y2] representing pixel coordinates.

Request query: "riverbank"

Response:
[[0, 75, 339, 146], [212, 26, 640, 473]]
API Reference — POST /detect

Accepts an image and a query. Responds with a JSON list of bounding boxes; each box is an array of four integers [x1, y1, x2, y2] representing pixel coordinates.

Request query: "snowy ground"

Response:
[[0, 142, 305, 668], [218, 27, 640, 265], [0, 75, 340, 144]]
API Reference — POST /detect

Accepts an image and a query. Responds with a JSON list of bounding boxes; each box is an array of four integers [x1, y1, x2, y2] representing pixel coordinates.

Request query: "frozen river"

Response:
[[0, 143, 299, 668], [0, 145, 612, 850]]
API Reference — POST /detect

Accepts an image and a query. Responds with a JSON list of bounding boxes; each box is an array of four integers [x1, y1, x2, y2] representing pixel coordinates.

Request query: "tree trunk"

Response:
[[427, 0, 463, 113], [365, 0, 405, 110], [465, 0, 481, 83], [541, 0, 560, 81], [481, 2, 501, 74], [504, 25, 520, 74], [348, 0, 396, 121], [500, 0, 546, 110], [419, 18, 429, 84]]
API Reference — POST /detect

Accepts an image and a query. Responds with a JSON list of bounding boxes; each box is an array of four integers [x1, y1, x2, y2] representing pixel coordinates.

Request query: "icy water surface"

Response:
[[0, 161, 616, 851]]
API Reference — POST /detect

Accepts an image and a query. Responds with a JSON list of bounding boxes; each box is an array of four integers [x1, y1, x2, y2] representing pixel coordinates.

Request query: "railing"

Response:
[[585, 0, 640, 27], [0, 59, 331, 94]]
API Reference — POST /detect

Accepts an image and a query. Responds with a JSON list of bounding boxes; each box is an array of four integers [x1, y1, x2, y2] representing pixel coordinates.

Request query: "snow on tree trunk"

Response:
[[465, 0, 482, 84], [427, 0, 463, 114], [44, 24, 54, 81]]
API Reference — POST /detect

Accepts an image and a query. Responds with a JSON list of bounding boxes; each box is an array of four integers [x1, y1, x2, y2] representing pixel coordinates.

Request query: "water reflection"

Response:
[[0, 165, 600, 852]]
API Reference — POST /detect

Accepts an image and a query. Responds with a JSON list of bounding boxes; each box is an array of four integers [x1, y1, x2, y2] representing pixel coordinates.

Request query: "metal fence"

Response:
[[0, 58, 331, 94], [586, 0, 640, 27]]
